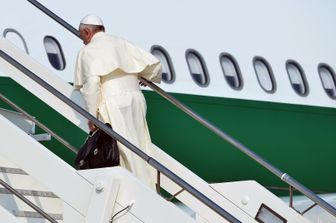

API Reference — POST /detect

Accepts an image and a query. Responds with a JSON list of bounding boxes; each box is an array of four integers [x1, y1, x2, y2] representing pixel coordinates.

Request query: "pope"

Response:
[[74, 14, 162, 188]]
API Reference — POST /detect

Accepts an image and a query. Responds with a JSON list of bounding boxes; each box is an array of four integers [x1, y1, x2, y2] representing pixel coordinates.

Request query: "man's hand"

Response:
[[88, 120, 97, 132], [139, 80, 147, 87]]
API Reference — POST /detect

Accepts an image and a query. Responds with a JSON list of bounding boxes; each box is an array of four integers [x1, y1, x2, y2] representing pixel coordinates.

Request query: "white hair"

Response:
[[79, 23, 105, 32]]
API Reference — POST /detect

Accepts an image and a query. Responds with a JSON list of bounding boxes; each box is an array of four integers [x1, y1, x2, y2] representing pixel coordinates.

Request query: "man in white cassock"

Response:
[[74, 15, 162, 188]]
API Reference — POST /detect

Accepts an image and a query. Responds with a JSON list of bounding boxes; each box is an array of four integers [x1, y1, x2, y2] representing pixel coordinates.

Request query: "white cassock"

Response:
[[74, 32, 162, 188]]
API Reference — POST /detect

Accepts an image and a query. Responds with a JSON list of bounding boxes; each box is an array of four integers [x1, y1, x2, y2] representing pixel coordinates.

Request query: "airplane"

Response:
[[0, 0, 335, 222]]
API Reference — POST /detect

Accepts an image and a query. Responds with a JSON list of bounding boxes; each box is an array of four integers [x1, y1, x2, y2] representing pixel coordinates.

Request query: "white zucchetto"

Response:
[[80, 15, 104, 26]]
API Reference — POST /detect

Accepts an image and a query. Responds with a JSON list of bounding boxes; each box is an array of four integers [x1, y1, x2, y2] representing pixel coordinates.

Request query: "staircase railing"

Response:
[[0, 178, 58, 223], [138, 78, 336, 217], [23, 0, 336, 218], [0, 48, 241, 222]]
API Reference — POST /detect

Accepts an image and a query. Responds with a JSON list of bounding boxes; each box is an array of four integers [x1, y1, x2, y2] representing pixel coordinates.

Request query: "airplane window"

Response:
[[220, 53, 243, 90], [318, 63, 336, 99], [3, 28, 29, 54], [43, 36, 66, 70], [253, 56, 276, 93], [186, 49, 209, 87], [151, 45, 175, 83], [286, 60, 309, 96]]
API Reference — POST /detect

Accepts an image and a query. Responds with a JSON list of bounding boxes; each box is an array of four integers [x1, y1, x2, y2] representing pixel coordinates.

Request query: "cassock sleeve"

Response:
[[79, 76, 101, 117], [74, 49, 84, 90], [138, 61, 162, 83], [122, 40, 162, 83]]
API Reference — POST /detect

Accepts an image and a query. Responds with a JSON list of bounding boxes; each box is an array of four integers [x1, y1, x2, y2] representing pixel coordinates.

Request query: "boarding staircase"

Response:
[[0, 1, 336, 221]]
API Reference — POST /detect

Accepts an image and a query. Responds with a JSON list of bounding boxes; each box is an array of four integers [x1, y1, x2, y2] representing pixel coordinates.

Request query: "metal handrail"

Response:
[[27, 0, 80, 38], [0, 49, 240, 222], [0, 178, 58, 223], [0, 93, 78, 154], [139, 78, 336, 218], [22, 0, 336, 218]]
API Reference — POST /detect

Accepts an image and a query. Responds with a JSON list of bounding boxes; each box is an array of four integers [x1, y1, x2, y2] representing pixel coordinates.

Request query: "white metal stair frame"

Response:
[[79, 167, 197, 223], [153, 145, 312, 223], [211, 181, 313, 222], [281, 194, 336, 223], [0, 114, 197, 223]]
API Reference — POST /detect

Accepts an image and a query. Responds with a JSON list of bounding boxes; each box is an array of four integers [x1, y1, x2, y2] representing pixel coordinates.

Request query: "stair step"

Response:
[[0, 173, 54, 192], [15, 217, 63, 223], [0, 187, 58, 198], [13, 210, 63, 220], [0, 167, 27, 175], [0, 193, 62, 215], [15, 219, 63, 223]]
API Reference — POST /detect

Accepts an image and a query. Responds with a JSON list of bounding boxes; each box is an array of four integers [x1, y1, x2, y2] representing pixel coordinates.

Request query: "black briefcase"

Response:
[[74, 123, 120, 169]]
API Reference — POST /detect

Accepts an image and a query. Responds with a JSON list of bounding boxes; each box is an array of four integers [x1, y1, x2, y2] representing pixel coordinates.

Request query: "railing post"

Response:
[[289, 185, 294, 208], [156, 170, 161, 194]]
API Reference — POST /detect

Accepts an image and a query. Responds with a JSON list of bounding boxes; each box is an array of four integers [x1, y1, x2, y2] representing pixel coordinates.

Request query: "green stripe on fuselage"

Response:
[[144, 90, 336, 194]]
